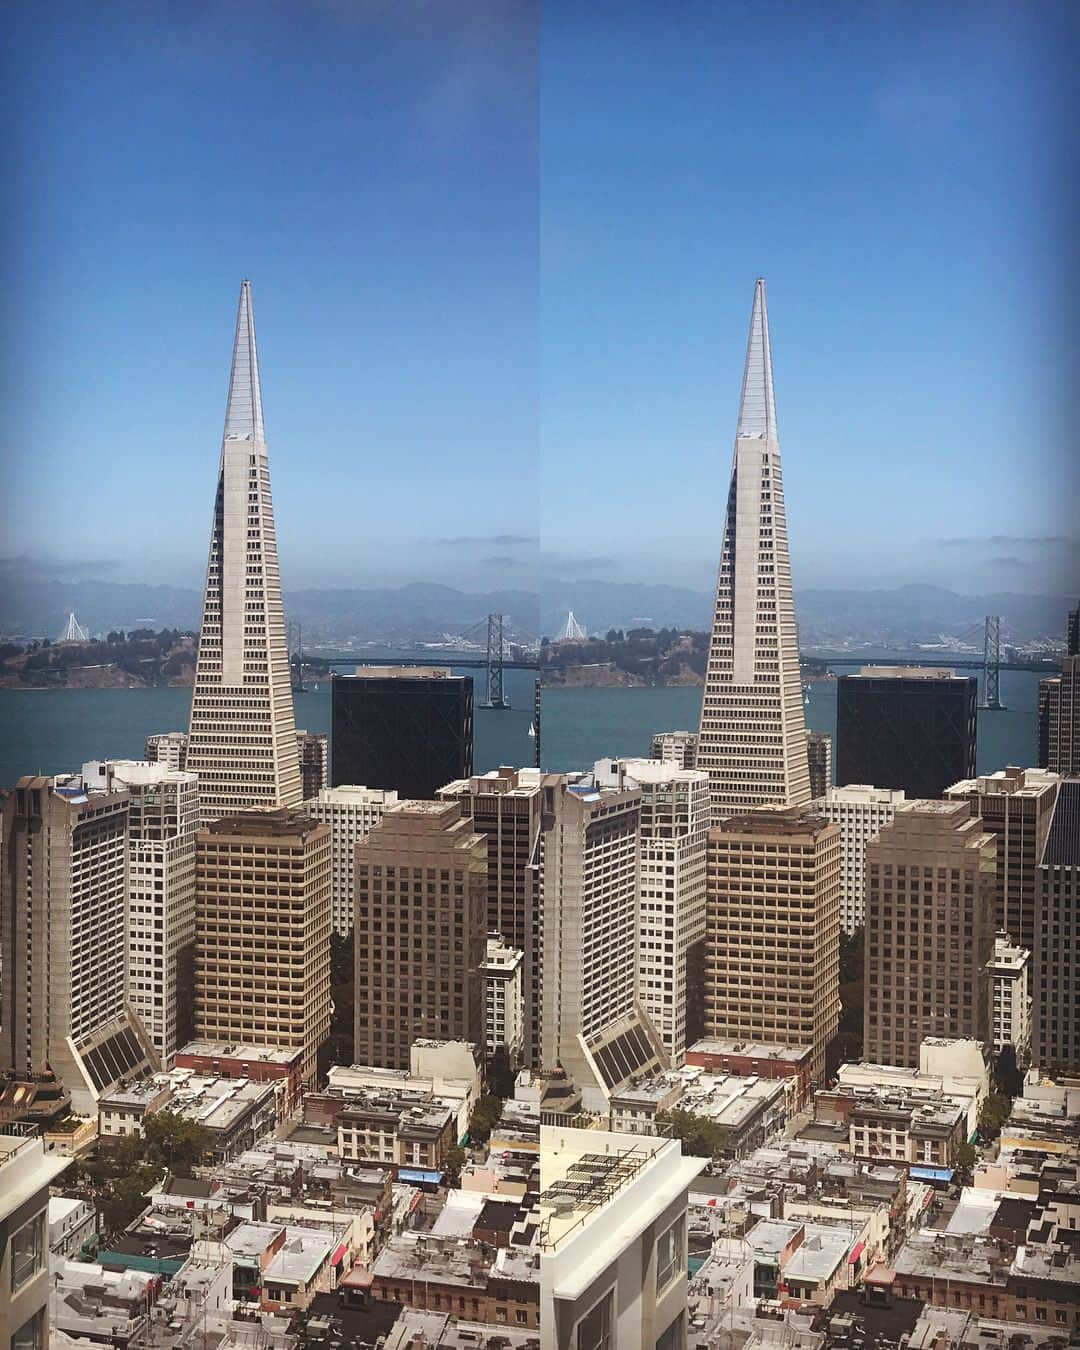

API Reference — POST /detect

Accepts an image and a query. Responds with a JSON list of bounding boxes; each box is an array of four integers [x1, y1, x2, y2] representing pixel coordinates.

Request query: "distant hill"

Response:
[[0, 565, 1071, 648]]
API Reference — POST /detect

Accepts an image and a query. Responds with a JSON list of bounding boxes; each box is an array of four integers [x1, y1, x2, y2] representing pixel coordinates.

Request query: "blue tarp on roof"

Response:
[[909, 1166, 953, 1183]]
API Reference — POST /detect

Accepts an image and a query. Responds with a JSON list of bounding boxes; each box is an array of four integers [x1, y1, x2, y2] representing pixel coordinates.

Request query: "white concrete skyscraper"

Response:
[[187, 280, 302, 821], [697, 279, 811, 819]]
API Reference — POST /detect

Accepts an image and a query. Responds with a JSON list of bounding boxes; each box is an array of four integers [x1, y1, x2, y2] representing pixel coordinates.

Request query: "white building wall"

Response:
[[818, 784, 906, 933], [304, 785, 399, 936]]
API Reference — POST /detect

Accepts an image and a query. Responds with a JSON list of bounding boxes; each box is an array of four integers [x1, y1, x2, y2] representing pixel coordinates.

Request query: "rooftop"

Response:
[[177, 1040, 302, 1066]]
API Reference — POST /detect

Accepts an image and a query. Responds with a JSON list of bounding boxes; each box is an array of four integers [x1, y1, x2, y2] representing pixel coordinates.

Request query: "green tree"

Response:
[[141, 1111, 212, 1177], [656, 1108, 729, 1160], [977, 1091, 1012, 1142], [953, 1141, 978, 1175], [442, 1144, 467, 1186], [468, 1093, 504, 1145]]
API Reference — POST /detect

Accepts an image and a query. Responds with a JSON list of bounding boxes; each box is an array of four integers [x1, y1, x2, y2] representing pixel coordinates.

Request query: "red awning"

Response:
[[331, 1243, 348, 1266], [848, 1241, 865, 1265], [863, 1264, 896, 1287]]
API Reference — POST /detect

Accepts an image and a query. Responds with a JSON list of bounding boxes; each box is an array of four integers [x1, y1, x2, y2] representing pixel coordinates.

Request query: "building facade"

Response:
[[438, 766, 545, 1065], [806, 730, 832, 799], [696, 279, 812, 820], [83, 759, 199, 1066], [353, 800, 487, 1070], [835, 666, 977, 800], [1033, 778, 1080, 1070], [483, 936, 526, 1066], [296, 729, 329, 802], [944, 766, 1059, 955], [649, 731, 698, 770], [704, 807, 841, 1085], [186, 279, 302, 822], [989, 933, 1032, 1063], [303, 784, 399, 936], [144, 731, 188, 771], [864, 800, 996, 1068], [194, 809, 331, 1084], [817, 784, 906, 934], [1038, 657, 1080, 775], [1, 774, 156, 1114], [1, 1132, 72, 1350], [595, 758, 710, 1068], [331, 667, 473, 800]]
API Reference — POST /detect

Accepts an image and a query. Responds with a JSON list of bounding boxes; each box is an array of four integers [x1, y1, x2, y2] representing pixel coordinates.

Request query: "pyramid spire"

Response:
[[696, 279, 810, 819], [223, 279, 265, 442], [735, 277, 778, 442]]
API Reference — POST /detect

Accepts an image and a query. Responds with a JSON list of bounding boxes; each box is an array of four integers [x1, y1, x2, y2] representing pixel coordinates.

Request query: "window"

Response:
[[11, 1210, 46, 1292], [656, 1313, 685, 1350], [577, 1289, 613, 1350], [12, 1310, 45, 1350], [656, 1215, 685, 1293]]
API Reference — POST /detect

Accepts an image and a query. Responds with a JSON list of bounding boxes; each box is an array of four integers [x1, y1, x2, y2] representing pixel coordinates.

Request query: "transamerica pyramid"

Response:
[[696, 279, 811, 819], [187, 280, 302, 822]]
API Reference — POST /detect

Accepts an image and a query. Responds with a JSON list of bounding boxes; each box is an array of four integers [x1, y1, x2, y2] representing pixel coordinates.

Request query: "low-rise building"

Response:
[[813, 1086, 967, 1167], [48, 1195, 97, 1259], [610, 1067, 788, 1158], [833, 1040, 988, 1140], [337, 1095, 456, 1173], [747, 1216, 857, 1307], [174, 1040, 305, 1119], [49, 1259, 157, 1346], [685, 1039, 814, 1112]]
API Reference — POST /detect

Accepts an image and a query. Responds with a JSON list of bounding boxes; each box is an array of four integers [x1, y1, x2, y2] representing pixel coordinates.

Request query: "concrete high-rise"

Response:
[[806, 730, 832, 799], [186, 280, 302, 822], [353, 800, 487, 1070], [144, 731, 188, 771], [296, 729, 329, 802], [836, 666, 977, 800], [650, 731, 698, 770], [437, 767, 545, 1065], [83, 760, 199, 1066], [303, 784, 399, 937], [864, 800, 996, 1068], [1, 774, 156, 1114], [194, 809, 331, 1084], [944, 766, 1059, 955], [1038, 657, 1080, 775], [697, 279, 811, 819], [594, 759, 710, 1068], [1033, 779, 1080, 1070], [704, 807, 841, 1084], [331, 667, 473, 800], [817, 784, 906, 934], [538, 772, 666, 1111]]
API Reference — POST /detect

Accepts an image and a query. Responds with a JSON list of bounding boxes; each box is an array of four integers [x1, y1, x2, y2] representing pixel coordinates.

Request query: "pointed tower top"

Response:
[[735, 277, 778, 441], [223, 278, 265, 442]]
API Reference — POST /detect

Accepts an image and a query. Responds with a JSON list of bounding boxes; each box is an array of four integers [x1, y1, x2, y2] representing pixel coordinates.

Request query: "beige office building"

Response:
[[438, 766, 545, 1065], [649, 731, 698, 770], [945, 766, 1059, 955], [194, 809, 331, 1084], [697, 279, 811, 819], [1038, 655, 1080, 775], [705, 807, 841, 1085], [353, 800, 487, 1070], [864, 800, 996, 1068], [187, 279, 302, 822], [304, 784, 399, 937]]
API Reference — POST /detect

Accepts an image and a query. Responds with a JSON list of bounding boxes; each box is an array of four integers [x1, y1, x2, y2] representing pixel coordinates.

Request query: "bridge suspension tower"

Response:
[[480, 612, 511, 710], [980, 614, 1005, 711], [287, 621, 305, 694]]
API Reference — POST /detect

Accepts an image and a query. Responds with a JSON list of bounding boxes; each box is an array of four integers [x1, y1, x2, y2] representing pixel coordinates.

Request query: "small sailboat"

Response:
[[528, 721, 536, 740]]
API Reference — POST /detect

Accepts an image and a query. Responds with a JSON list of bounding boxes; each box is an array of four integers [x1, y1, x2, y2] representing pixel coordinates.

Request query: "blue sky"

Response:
[[2, 1, 1077, 599]]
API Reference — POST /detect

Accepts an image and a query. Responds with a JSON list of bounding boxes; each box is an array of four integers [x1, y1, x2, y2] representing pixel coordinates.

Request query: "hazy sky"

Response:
[[3, 1, 1077, 598]]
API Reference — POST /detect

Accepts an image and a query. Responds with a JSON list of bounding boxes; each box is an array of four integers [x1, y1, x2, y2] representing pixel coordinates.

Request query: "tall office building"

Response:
[[194, 809, 331, 1084], [83, 760, 199, 1066], [817, 784, 906, 934], [296, 729, 329, 802], [438, 767, 545, 1065], [1033, 779, 1080, 1070], [704, 807, 841, 1084], [697, 278, 811, 819], [836, 666, 977, 800], [1038, 658, 1080, 775], [353, 800, 487, 1070], [186, 279, 302, 822], [303, 784, 399, 936], [806, 730, 832, 799], [538, 773, 665, 1111], [331, 667, 473, 800], [144, 731, 188, 771], [594, 759, 709, 1067], [864, 800, 996, 1068], [649, 731, 698, 770], [1, 774, 156, 1114], [1, 1132, 72, 1350], [944, 766, 1059, 954]]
